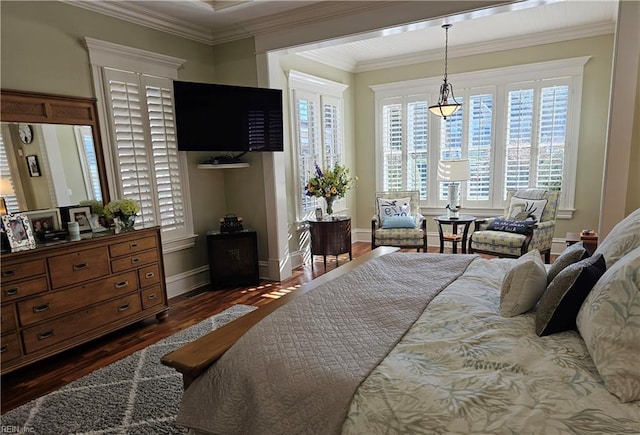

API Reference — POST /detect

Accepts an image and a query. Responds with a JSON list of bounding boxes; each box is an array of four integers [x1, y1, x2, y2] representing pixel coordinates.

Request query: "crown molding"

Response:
[[343, 21, 613, 73], [62, 0, 215, 45]]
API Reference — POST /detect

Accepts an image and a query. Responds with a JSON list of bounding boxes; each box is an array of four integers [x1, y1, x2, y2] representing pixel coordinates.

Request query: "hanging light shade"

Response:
[[429, 24, 461, 119]]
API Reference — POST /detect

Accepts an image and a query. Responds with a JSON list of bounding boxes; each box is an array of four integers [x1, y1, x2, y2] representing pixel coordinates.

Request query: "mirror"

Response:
[[0, 90, 109, 214]]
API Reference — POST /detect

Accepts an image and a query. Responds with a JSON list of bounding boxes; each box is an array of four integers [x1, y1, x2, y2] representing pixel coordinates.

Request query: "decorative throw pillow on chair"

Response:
[[507, 197, 548, 222], [377, 197, 411, 225], [488, 217, 536, 234], [381, 215, 416, 229]]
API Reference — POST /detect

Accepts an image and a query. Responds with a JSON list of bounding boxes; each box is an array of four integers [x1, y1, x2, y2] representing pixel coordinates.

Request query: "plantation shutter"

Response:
[[439, 99, 464, 200], [536, 83, 568, 192], [104, 68, 185, 235], [505, 88, 534, 197], [467, 94, 493, 201], [0, 131, 20, 213], [294, 90, 321, 212], [77, 126, 102, 202], [322, 96, 342, 170], [407, 100, 429, 199], [381, 100, 403, 192]]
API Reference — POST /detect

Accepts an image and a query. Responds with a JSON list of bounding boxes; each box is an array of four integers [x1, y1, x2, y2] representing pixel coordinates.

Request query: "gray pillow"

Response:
[[547, 242, 590, 284], [536, 254, 606, 336]]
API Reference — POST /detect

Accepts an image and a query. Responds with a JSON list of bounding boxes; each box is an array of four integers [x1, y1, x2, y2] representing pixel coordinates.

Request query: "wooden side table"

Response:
[[566, 231, 598, 255], [308, 217, 352, 269], [433, 215, 476, 254]]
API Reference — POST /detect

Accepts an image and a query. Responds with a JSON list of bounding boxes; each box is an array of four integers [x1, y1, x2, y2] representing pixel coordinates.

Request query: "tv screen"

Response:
[[173, 81, 284, 152]]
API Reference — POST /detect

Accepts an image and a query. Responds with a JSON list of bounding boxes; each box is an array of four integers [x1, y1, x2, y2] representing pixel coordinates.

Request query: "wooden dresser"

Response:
[[0, 227, 168, 374]]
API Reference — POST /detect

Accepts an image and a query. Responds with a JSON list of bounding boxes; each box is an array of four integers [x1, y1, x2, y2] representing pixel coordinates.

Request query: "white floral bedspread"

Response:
[[343, 257, 640, 435]]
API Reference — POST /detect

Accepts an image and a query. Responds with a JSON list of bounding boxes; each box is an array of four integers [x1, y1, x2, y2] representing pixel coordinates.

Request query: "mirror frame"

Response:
[[0, 89, 110, 205]]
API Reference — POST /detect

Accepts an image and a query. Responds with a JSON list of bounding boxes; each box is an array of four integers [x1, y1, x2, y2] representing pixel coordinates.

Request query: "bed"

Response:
[[162, 209, 640, 434]]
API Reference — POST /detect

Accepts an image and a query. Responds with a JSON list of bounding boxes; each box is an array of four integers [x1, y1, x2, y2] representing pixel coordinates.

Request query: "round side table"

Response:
[[433, 215, 476, 254]]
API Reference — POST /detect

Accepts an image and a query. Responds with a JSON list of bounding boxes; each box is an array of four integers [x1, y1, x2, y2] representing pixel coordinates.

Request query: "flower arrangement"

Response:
[[305, 163, 356, 215], [104, 199, 140, 219]]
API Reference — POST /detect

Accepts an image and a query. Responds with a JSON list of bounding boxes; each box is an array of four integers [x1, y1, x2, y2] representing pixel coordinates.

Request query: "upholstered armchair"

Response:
[[469, 189, 560, 263], [371, 190, 427, 251]]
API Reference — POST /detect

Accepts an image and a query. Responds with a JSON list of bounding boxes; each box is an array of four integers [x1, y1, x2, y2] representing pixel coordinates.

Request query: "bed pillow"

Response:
[[535, 254, 606, 336], [547, 242, 590, 284], [500, 249, 547, 317], [377, 197, 411, 225], [507, 196, 548, 222], [593, 208, 640, 268], [577, 246, 640, 403], [488, 217, 536, 234], [381, 215, 416, 229]]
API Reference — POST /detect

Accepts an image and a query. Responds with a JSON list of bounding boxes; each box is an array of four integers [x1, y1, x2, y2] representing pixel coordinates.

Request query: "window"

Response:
[[86, 38, 195, 251], [372, 57, 587, 217], [0, 128, 21, 213], [289, 71, 347, 218]]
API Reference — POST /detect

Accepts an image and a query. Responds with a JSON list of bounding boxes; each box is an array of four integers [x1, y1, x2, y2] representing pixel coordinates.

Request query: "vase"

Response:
[[324, 196, 335, 216], [115, 214, 136, 232]]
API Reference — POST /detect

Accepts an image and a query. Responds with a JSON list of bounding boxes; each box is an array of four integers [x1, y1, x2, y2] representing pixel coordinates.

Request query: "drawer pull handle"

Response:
[[0, 345, 6, 354], [147, 293, 157, 300], [131, 258, 140, 264], [2, 270, 15, 278], [114, 280, 129, 289], [118, 303, 131, 312], [33, 303, 50, 313], [5, 288, 19, 296], [130, 243, 138, 249], [38, 330, 54, 340], [145, 272, 154, 279], [73, 263, 88, 271]]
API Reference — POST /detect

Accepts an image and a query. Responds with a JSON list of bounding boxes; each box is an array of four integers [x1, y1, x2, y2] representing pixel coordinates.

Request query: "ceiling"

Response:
[[65, 0, 618, 72]]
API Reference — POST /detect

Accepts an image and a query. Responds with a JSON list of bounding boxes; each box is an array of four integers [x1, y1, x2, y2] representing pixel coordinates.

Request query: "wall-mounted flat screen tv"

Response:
[[173, 81, 284, 152]]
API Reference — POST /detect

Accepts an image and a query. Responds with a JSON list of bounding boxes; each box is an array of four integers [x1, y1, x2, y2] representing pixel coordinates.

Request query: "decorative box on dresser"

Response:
[[0, 227, 168, 374]]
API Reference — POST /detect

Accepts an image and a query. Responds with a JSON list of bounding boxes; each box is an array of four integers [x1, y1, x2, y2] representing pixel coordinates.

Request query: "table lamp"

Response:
[[437, 159, 470, 218]]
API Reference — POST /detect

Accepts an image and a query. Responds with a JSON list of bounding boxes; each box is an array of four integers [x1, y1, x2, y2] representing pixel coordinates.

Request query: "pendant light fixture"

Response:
[[429, 24, 461, 119]]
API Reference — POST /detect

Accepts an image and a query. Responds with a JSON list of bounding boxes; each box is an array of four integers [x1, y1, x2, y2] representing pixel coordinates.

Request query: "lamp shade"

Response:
[[437, 159, 470, 181], [0, 177, 13, 196]]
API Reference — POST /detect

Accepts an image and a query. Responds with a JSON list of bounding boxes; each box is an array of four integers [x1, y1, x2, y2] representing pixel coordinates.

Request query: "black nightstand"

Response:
[[207, 229, 259, 289]]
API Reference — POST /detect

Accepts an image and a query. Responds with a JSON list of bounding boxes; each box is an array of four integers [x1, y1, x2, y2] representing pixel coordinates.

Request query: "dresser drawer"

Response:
[[1, 276, 48, 302], [22, 293, 142, 354], [141, 285, 164, 310], [0, 333, 21, 364], [109, 236, 157, 258], [48, 247, 110, 289], [17, 271, 139, 326], [111, 250, 158, 273], [138, 264, 160, 288], [1, 259, 45, 283], [1, 305, 17, 333]]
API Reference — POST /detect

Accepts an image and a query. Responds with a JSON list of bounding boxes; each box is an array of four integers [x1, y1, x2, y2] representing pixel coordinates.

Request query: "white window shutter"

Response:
[[406, 100, 429, 198], [536, 84, 568, 192], [143, 77, 185, 231], [505, 88, 534, 197], [0, 131, 20, 213], [295, 91, 321, 213], [467, 94, 493, 201]]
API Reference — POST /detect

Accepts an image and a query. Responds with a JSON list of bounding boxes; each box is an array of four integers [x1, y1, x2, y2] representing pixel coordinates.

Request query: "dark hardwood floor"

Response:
[[1, 242, 553, 414]]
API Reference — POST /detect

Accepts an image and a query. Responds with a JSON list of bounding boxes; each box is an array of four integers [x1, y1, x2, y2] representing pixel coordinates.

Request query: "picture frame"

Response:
[[1, 213, 37, 252], [26, 155, 41, 177], [68, 206, 93, 232], [22, 208, 62, 236]]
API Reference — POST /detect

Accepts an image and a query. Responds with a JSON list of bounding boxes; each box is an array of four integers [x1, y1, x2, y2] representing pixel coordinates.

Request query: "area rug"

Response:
[[1, 304, 257, 434]]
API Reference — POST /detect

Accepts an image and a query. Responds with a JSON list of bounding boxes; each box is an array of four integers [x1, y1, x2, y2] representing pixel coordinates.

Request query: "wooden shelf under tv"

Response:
[[197, 163, 250, 169]]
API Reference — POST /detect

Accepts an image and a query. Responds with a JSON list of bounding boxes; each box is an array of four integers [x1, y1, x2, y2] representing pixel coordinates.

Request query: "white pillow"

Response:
[[507, 197, 548, 222], [593, 207, 640, 268], [577, 246, 640, 403], [376, 197, 411, 224], [500, 249, 547, 317]]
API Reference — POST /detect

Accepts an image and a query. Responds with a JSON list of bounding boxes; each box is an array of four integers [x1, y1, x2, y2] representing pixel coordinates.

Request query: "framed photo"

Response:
[[68, 206, 93, 232], [1, 214, 37, 252], [23, 208, 62, 236], [26, 155, 41, 177]]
